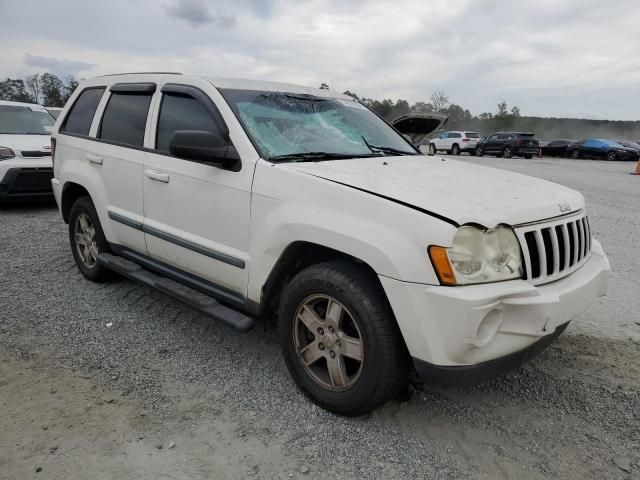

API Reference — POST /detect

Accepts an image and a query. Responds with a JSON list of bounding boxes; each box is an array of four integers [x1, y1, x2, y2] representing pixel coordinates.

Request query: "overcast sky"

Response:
[[1, 0, 638, 120]]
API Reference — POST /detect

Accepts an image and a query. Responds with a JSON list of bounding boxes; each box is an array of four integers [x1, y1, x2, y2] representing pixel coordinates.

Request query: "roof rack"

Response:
[[96, 72, 183, 77]]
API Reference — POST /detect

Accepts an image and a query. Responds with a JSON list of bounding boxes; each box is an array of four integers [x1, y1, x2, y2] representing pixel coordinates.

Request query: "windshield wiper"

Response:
[[361, 136, 416, 156], [270, 151, 381, 162]]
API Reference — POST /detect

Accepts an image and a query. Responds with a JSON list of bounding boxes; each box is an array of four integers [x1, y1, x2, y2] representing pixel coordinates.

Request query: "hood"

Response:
[[0, 134, 51, 157], [391, 113, 448, 146], [282, 156, 584, 227]]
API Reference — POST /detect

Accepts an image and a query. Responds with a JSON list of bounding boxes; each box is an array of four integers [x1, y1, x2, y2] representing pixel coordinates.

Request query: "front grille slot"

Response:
[[516, 212, 592, 285]]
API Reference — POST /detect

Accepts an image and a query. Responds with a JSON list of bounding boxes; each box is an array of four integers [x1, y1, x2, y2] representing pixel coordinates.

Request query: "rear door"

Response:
[[88, 83, 155, 253], [484, 133, 502, 153]]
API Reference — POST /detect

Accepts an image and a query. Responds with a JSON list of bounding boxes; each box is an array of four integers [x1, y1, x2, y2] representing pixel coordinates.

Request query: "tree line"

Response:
[[332, 85, 640, 141], [0, 73, 79, 107]]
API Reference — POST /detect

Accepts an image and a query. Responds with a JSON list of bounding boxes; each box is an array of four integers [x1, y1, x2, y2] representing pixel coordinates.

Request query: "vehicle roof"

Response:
[[492, 131, 535, 135], [446, 130, 479, 133], [0, 99, 43, 107], [79, 73, 353, 100]]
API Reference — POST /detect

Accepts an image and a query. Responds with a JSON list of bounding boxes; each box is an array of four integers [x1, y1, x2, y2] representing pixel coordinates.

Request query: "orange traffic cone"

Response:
[[633, 159, 640, 175]]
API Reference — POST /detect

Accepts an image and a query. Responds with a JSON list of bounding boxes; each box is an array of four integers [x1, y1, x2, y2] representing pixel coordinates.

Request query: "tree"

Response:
[[63, 76, 79, 103], [0, 78, 33, 102], [510, 106, 521, 118], [478, 112, 493, 120], [25, 74, 42, 104], [40, 73, 65, 107], [411, 101, 434, 113], [496, 101, 509, 118], [429, 90, 449, 113]]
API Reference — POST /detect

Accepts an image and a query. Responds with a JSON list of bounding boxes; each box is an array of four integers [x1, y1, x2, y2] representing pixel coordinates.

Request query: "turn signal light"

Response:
[[428, 246, 457, 286]]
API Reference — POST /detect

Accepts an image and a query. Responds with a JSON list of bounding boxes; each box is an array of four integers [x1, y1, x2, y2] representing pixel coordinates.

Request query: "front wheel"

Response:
[[571, 149, 580, 159], [503, 146, 513, 158], [278, 261, 409, 416], [68, 196, 115, 282], [428, 144, 436, 155], [607, 151, 617, 161], [475, 146, 484, 157], [451, 144, 460, 155]]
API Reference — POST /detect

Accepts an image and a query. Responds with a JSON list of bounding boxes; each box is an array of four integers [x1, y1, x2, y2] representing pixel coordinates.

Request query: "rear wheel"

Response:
[[524, 155, 533, 159], [278, 261, 409, 416], [68, 196, 115, 282], [451, 144, 460, 155], [571, 149, 580, 159], [503, 146, 513, 158], [606, 151, 617, 161]]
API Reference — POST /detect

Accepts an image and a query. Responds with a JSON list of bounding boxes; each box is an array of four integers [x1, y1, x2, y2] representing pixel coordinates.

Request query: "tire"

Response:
[[451, 144, 460, 155], [428, 144, 436, 155], [571, 149, 580, 159], [68, 196, 115, 282], [278, 260, 409, 416], [524, 155, 533, 159], [607, 151, 617, 161], [503, 146, 513, 158], [475, 146, 483, 157]]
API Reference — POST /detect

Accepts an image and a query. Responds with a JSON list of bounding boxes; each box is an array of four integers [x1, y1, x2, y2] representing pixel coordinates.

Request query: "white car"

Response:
[[0, 100, 55, 202], [429, 130, 481, 155], [51, 73, 610, 415]]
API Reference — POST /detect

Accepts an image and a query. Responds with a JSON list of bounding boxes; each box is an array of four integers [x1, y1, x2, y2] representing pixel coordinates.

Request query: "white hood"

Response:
[[0, 134, 51, 157], [282, 156, 584, 227]]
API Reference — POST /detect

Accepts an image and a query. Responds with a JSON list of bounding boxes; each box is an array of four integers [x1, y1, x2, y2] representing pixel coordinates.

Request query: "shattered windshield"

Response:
[[220, 89, 418, 161]]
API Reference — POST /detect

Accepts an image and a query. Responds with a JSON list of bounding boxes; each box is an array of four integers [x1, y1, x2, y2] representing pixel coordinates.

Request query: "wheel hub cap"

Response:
[[293, 295, 364, 391]]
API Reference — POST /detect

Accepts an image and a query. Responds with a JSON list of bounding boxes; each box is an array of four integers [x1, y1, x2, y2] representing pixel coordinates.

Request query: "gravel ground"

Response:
[[1, 157, 639, 479]]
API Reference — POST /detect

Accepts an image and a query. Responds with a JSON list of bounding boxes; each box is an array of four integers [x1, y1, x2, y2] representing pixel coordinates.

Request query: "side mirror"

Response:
[[169, 130, 240, 171]]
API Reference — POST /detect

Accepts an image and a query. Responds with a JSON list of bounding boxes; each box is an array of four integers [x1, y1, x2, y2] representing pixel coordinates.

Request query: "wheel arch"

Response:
[[61, 181, 91, 223], [259, 240, 383, 315]]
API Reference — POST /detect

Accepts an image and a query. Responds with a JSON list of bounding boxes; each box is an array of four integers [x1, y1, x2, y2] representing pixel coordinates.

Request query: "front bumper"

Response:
[[0, 167, 54, 201], [380, 240, 609, 382]]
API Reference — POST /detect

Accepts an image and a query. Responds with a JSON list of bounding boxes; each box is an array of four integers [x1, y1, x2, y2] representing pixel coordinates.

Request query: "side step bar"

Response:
[[97, 253, 255, 332]]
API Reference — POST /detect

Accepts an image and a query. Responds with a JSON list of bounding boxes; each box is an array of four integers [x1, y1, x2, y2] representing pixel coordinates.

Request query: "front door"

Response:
[[142, 83, 253, 297]]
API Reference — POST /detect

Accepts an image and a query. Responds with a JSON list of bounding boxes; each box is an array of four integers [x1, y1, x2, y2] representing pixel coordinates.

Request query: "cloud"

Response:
[[165, 0, 237, 28], [23, 53, 95, 77]]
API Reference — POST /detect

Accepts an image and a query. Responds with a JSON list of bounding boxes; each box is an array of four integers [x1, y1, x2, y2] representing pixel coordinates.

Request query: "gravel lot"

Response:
[[1, 157, 639, 479]]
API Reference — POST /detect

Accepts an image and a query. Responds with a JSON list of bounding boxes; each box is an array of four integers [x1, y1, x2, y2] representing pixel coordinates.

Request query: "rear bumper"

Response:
[[0, 167, 54, 201], [380, 240, 609, 382], [514, 146, 540, 156]]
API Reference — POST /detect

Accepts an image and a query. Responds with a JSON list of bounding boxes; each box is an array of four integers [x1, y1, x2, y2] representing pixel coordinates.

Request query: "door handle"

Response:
[[86, 153, 103, 165], [145, 169, 170, 183]]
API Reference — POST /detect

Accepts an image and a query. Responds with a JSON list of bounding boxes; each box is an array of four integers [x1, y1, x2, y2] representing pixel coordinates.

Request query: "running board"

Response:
[[97, 253, 255, 332]]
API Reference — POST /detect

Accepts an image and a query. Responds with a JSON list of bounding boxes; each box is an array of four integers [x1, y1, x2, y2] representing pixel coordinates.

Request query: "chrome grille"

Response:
[[515, 211, 591, 285]]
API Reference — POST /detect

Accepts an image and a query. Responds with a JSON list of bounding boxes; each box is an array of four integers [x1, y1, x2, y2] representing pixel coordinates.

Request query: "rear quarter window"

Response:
[[61, 87, 105, 136]]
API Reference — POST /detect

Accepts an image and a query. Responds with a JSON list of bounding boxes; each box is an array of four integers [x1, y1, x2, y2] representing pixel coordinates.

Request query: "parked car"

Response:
[[51, 73, 609, 415], [427, 131, 481, 155], [541, 139, 577, 157], [0, 100, 55, 202], [475, 132, 540, 158], [566, 139, 639, 161], [619, 140, 640, 153], [46, 107, 63, 119]]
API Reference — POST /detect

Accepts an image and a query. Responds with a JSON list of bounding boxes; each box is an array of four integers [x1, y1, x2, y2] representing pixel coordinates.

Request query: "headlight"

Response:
[[0, 146, 15, 160], [429, 225, 523, 285]]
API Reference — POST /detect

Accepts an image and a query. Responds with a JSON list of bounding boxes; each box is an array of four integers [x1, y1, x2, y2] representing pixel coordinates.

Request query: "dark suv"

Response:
[[476, 132, 540, 159]]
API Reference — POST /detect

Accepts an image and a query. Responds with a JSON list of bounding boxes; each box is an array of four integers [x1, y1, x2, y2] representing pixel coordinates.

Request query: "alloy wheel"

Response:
[[293, 294, 364, 391], [74, 212, 98, 269]]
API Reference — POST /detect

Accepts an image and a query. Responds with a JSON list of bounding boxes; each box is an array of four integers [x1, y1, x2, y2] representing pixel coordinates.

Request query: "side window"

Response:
[[155, 93, 224, 153], [451, 133, 461, 138], [584, 140, 596, 148], [440, 132, 448, 139], [61, 87, 105, 136], [98, 92, 153, 147]]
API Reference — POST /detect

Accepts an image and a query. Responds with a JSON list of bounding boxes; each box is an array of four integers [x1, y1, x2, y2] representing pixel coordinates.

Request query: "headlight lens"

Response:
[[0, 146, 15, 160], [430, 225, 523, 285]]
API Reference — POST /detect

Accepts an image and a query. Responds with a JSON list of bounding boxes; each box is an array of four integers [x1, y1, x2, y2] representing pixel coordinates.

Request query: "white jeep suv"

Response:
[[51, 73, 610, 415], [0, 100, 55, 201], [429, 130, 481, 155]]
